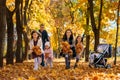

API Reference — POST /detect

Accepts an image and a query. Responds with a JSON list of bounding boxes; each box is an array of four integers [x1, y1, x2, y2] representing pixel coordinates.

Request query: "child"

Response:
[[74, 35, 84, 68], [29, 30, 44, 70], [44, 41, 53, 68]]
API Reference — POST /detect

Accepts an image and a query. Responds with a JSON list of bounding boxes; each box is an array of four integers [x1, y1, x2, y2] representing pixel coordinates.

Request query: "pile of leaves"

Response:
[[0, 59, 120, 80], [61, 41, 73, 55]]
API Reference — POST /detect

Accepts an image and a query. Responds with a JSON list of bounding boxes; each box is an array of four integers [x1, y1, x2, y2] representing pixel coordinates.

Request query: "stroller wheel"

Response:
[[94, 65, 98, 68], [105, 64, 111, 69], [94, 65, 100, 68]]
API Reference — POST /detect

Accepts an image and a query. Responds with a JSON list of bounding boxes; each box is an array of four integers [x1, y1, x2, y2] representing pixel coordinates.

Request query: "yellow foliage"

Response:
[[71, 7, 75, 12], [78, 0, 87, 4], [24, 0, 119, 51], [28, 76, 36, 80], [6, 0, 15, 11], [18, 77, 23, 80], [44, 0, 50, 7]]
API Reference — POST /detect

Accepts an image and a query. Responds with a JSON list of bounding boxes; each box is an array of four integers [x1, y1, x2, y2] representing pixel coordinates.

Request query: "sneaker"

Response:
[[65, 66, 70, 69]]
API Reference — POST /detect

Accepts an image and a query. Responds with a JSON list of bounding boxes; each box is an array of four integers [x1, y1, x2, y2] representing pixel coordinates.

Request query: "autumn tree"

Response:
[[114, 0, 120, 65], [49, 0, 64, 54], [88, 0, 103, 51], [15, 0, 23, 63], [0, 0, 6, 67], [6, 0, 15, 65], [22, 0, 30, 60], [84, 5, 90, 62]]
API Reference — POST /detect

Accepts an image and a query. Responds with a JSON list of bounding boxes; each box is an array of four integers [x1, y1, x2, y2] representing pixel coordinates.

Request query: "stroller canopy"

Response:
[[97, 44, 112, 58]]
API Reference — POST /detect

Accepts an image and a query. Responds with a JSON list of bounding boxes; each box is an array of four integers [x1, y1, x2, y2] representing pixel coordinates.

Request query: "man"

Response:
[[39, 24, 49, 50], [39, 24, 49, 66]]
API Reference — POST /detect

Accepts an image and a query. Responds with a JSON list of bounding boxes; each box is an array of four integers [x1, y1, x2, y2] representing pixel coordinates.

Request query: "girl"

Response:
[[44, 41, 53, 68], [29, 30, 44, 70], [62, 29, 75, 69], [74, 35, 84, 68]]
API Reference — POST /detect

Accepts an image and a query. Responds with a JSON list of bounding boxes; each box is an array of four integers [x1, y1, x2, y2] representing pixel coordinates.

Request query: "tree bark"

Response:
[[85, 35, 90, 62], [6, 8, 14, 65], [95, 0, 103, 50], [0, 0, 6, 67], [88, 0, 103, 51], [15, 0, 23, 63], [88, 0, 97, 51], [20, 0, 26, 61], [94, 29, 99, 51], [22, 0, 30, 60], [85, 6, 90, 62], [23, 32, 29, 60], [24, 0, 29, 25], [114, 0, 120, 65]]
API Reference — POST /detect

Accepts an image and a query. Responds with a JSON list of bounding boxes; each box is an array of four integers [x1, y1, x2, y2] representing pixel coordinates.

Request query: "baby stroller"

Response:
[[89, 44, 112, 68]]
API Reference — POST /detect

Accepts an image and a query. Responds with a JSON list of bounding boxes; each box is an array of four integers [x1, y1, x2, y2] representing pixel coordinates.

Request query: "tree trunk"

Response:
[[114, 0, 120, 65], [6, 9, 14, 65], [24, 0, 29, 25], [23, 32, 29, 60], [57, 27, 61, 57], [94, 0, 103, 51], [15, 0, 23, 63], [22, 0, 30, 60], [69, 1, 74, 24], [0, 0, 6, 67], [88, 0, 97, 51], [88, 0, 103, 51], [21, 0, 26, 61], [85, 35, 90, 62], [85, 6, 90, 62], [94, 29, 99, 51]]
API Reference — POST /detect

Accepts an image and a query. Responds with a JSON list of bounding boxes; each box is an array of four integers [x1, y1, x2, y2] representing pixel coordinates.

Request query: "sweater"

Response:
[[44, 48, 53, 60]]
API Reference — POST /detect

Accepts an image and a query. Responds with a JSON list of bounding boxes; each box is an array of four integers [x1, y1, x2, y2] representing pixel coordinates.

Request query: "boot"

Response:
[[65, 54, 70, 69], [40, 54, 45, 66], [74, 58, 79, 69]]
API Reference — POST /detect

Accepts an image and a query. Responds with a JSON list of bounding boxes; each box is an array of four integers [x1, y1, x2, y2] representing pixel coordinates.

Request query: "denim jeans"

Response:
[[65, 54, 70, 69], [34, 57, 41, 70], [40, 54, 45, 66]]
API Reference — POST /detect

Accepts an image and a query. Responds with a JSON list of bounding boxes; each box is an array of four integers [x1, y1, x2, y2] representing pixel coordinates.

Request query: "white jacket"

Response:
[[29, 38, 44, 54]]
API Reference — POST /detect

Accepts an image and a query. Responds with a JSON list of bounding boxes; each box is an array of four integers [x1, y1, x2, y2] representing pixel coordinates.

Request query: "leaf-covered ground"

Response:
[[0, 58, 120, 80]]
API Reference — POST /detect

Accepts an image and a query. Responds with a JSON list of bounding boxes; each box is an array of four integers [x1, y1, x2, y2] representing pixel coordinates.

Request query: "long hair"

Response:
[[75, 34, 84, 45], [75, 35, 81, 45], [31, 30, 40, 39], [62, 29, 74, 44]]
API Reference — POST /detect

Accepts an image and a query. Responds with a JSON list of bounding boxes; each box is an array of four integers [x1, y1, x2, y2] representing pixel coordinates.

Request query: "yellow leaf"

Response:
[[28, 76, 36, 80], [18, 77, 22, 80]]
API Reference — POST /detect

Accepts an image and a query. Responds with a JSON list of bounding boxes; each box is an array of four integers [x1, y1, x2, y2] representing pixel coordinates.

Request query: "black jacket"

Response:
[[39, 30, 49, 49]]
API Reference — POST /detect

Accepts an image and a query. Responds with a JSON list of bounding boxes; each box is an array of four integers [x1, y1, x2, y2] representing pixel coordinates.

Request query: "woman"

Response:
[[62, 29, 76, 69], [29, 30, 44, 70]]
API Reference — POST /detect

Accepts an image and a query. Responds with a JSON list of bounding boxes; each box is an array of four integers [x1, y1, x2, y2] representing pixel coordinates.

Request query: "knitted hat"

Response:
[[45, 42, 50, 47]]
